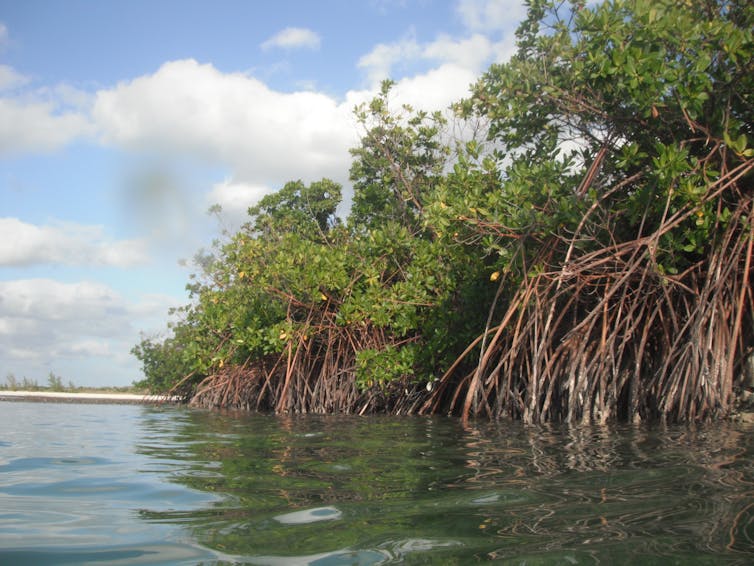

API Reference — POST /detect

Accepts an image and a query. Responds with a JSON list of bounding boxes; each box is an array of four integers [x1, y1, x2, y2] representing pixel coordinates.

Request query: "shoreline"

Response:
[[0, 390, 181, 405]]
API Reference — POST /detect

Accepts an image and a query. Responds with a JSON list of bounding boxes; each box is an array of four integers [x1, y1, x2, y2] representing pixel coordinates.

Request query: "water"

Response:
[[1, 402, 752, 564]]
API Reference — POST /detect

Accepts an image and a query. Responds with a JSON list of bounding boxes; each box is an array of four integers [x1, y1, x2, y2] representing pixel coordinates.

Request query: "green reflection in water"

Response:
[[136, 411, 754, 564]]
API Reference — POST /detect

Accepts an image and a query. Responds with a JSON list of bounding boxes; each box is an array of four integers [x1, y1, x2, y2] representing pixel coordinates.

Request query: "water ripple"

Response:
[[2, 403, 754, 564]]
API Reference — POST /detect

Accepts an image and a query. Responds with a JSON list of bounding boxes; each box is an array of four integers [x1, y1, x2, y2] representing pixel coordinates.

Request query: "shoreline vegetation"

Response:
[[134, 0, 754, 424]]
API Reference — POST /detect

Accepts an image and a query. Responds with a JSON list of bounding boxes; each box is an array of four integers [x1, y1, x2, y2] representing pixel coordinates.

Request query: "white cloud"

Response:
[[50, 82, 94, 111], [208, 179, 271, 230], [0, 98, 92, 155], [0, 278, 181, 386], [358, 36, 422, 85], [128, 292, 185, 327], [68, 339, 112, 357], [358, 33, 496, 82], [261, 27, 321, 51], [0, 64, 28, 91], [391, 63, 479, 111], [93, 59, 356, 186], [0, 217, 149, 267], [491, 32, 518, 63], [0, 63, 93, 155], [357, 25, 516, 89], [0, 279, 126, 330], [423, 33, 494, 70], [457, 0, 528, 32]]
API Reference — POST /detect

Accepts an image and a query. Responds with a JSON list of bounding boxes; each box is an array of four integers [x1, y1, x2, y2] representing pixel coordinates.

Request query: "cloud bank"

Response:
[[0, 278, 179, 385], [2, 0, 524, 175], [93, 59, 357, 186], [0, 218, 149, 267]]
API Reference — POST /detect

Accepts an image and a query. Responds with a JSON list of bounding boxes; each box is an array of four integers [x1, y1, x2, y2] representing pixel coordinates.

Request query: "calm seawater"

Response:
[[0, 402, 752, 565]]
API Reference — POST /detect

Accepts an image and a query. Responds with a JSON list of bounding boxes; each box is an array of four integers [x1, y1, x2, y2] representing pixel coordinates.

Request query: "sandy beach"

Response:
[[0, 390, 180, 405]]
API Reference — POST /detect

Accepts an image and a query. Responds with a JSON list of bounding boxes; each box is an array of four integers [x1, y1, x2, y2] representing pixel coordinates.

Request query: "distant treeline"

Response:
[[2, 372, 71, 392], [133, 0, 754, 423], [2, 372, 142, 394]]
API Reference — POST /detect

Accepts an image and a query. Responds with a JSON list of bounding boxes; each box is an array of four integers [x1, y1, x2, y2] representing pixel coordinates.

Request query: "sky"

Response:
[[0, 0, 527, 388]]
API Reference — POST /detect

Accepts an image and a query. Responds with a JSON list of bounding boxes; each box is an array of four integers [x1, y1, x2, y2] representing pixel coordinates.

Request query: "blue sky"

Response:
[[0, 0, 526, 387]]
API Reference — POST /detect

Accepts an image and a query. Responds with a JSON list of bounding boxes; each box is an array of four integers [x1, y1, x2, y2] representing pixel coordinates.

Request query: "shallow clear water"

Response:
[[0, 401, 753, 564]]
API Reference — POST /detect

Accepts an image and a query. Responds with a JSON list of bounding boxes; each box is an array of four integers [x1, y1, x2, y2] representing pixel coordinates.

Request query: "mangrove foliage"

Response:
[[134, 0, 754, 423]]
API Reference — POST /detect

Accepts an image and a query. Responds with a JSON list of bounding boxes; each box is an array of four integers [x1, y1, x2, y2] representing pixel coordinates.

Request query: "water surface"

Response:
[[1, 401, 752, 564]]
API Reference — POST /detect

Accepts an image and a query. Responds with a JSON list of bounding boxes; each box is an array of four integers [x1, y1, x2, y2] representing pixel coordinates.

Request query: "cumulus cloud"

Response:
[[0, 55, 93, 154], [93, 59, 357, 185], [358, 32, 498, 84], [0, 98, 92, 155], [423, 33, 495, 70], [261, 27, 321, 51], [390, 63, 481, 112], [0, 63, 92, 155], [207, 179, 271, 230], [457, 0, 528, 32], [1, 11, 521, 183], [87, 45, 500, 230], [0, 64, 28, 91], [355, 39, 515, 114], [357, 19, 518, 90], [0, 279, 127, 334], [49, 82, 94, 111], [357, 35, 423, 85], [0, 217, 149, 267]]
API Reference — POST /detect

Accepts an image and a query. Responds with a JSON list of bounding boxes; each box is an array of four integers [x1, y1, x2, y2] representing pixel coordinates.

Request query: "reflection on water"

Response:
[[274, 506, 342, 524], [1, 402, 753, 564]]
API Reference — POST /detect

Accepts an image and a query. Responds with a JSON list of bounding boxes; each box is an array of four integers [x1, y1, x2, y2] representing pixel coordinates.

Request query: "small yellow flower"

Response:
[[279, 331, 288, 341], [490, 271, 501, 282]]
